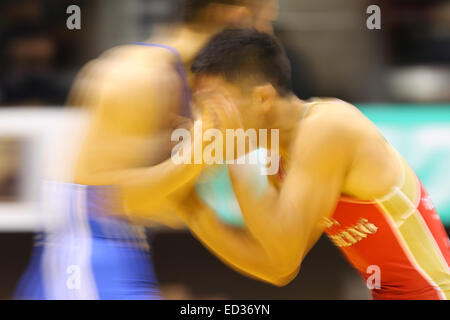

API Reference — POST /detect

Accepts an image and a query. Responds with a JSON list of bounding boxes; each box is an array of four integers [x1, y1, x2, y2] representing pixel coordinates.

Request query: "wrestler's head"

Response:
[[191, 28, 293, 132]]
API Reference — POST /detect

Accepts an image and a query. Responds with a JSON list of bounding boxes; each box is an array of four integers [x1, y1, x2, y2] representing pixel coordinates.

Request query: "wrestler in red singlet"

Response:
[[278, 145, 450, 300]]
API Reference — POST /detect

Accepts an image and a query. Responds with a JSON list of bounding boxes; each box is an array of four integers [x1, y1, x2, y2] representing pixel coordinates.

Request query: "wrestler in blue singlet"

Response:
[[14, 43, 190, 300]]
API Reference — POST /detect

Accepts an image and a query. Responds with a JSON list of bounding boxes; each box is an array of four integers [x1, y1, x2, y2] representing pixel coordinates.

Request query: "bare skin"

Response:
[[65, 3, 278, 226], [177, 75, 403, 285]]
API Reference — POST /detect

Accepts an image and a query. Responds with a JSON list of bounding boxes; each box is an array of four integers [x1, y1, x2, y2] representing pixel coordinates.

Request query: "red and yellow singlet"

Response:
[[324, 155, 450, 299]]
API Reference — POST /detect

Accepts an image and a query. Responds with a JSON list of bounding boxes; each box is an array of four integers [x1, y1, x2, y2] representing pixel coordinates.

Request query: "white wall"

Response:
[[0, 108, 87, 232]]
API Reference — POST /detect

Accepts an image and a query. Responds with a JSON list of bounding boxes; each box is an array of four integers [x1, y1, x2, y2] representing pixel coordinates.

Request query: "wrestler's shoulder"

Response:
[[80, 44, 177, 82], [305, 98, 378, 140], [76, 46, 181, 100], [100, 43, 175, 67]]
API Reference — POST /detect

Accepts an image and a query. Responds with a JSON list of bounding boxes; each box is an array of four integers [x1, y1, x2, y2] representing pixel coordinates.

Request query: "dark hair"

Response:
[[183, 0, 244, 23], [191, 28, 292, 96]]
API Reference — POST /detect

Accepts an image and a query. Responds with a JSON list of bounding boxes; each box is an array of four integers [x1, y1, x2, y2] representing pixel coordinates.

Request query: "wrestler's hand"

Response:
[[193, 89, 244, 162], [194, 89, 243, 134]]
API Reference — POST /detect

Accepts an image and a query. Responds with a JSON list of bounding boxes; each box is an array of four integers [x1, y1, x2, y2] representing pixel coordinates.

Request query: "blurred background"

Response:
[[0, 0, 449, 299]]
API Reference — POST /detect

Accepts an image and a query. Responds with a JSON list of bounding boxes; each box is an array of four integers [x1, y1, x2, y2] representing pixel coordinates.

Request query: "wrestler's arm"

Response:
[[176, 191, 299, 286], [228, 115, 357, 274]]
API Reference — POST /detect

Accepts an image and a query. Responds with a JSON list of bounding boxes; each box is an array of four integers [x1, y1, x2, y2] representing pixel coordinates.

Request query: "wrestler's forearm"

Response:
[[228, 161, 344, 271], [226, 165, 290, 253], [117, 158, 203, 196], [227, 164, 321, 270], [183, 203, 297, 286], [86, 122, 206, 200]]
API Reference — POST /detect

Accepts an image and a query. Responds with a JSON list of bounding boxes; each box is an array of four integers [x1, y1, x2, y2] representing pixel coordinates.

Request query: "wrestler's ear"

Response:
[[252, 83, 277, 114]]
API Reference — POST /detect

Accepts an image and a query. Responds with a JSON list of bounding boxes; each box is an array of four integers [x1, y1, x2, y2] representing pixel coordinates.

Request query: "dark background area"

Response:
[[0, 0, 449, 106], [0, 232, 371, 300]]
